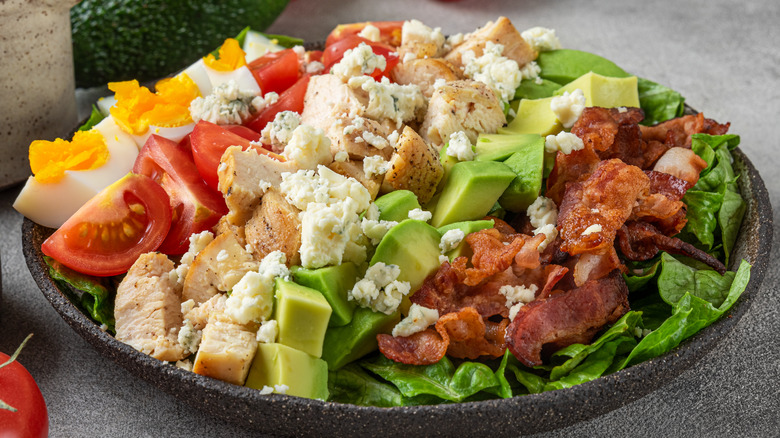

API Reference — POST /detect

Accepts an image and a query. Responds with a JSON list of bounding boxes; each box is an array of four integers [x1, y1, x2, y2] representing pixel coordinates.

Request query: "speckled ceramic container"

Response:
[[21, 144, 772, 437], [0, 0, 80, 189]]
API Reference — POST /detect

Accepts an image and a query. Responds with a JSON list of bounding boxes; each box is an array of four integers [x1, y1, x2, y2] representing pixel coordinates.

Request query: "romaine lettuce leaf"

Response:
[[636, 77, 686, 125], [44, 256, 116, 332], [77, 105, 106, 132]]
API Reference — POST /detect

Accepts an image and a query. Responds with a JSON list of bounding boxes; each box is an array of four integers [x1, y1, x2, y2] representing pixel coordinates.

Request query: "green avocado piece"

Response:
[[370, 220, 442, 293], [274, 279, 332, 358], [556, 72, 639, 108], [475, 133, 544, 162], [498, 97, 563, 137], [514, 78, 562, 100], [70, 0, 291, 87], [430, 161, 516, 228], [498, 140, 546, 212], [437, 144, 461, 191], [437, 219, 495, 260], [291, 263, 359, 328], [374, 190, 421, 222], [321, 307, 400, 370], [536, 49, 630, 84], [245, 343, 329, 400]]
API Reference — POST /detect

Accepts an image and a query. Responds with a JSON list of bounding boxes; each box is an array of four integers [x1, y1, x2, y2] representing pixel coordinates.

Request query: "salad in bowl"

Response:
[[16, 16, 754, 407]]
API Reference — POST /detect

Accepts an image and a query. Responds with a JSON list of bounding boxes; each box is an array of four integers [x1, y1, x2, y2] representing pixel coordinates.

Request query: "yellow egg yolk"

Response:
[[30, 129, 109, 184], [108, 74, 200, 136], [203, 38, 247, 72]]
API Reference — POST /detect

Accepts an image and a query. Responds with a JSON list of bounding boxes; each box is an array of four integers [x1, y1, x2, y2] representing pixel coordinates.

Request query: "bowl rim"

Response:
[[21, 146, 773, 437]]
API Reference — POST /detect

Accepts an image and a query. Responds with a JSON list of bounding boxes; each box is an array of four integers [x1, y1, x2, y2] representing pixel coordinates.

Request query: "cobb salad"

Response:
[[16, 17, 751, 406]]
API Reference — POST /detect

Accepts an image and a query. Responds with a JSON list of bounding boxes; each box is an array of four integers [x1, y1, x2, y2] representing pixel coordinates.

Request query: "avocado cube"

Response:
[[475, 133, 544, 162], [430, 161, 516, 228], [321, 307, 400, 370], [437, 219, 495, 260], [370, 220, 442, 293], [498, 97, 563, 137], [291, 263, 359, 328], [498, 140, 545, 212], [556, 72, 639, 108], [437, 144, 461, 191], [274, 279, 332, 358], [245, 343, 329, 400], [374, 190, 422, 222]]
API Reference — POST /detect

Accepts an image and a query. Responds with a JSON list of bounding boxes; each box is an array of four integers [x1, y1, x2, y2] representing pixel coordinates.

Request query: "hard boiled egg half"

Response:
[[202, 38, 262, 94], [13, 116, 139, 228]]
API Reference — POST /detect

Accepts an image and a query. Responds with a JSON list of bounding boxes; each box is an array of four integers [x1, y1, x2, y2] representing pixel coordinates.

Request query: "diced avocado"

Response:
[[498, 140, 546, 212], [291, 263, 359, 328], [498, 97, 563, 137], [321, 307, 400, 370], [374, 190, 421, 222], [274, 279, 332, 358], [437, 144, 461, 191], [536, 49, 631, 85], [475, 133, 544, 162], [430, 161, 516, 228], [514, 78, 562, 100], [370, 220, 442, 293], [437, 219, 495, 260], [556, 72, 639, 108], [245, 343, 329, 400]]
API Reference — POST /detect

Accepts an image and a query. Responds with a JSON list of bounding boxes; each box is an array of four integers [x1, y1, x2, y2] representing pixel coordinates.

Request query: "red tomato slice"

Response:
[[133, 135, 228, 255], [249, 48, 301, 95], [245, 74, 310, 134], [326, 21, 404, 47], [41, 173, 172, 276], [321, 36, 399, 79], [0, 347, 48, 438], [222, 125, 263, 142], [190, 120, 284, 190]]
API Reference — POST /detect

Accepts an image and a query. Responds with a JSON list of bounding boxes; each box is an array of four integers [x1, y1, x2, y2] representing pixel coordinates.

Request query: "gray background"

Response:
[[1, 0, 778, 436]]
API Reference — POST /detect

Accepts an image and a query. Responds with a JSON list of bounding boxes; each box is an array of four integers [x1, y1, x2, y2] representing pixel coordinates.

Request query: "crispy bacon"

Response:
[[640, 112, 730, 149], [412, 261, 509, 318], [505, 270, 630, 367], [460, 228, 528, 286], [571, 247, 625, 286], [377, 329, 448, 365], [545, 146, 601, 205], [616, 221, 727, 274], [631, 170, 692, 235]]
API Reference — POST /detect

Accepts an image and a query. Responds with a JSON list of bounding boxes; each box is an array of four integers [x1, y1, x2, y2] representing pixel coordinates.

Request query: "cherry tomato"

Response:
[[222, 124, 263, 142], [325, 21, 404, 47], [133, 135, 228, 255], [190, 120, 284, 191], [245, 74, 310, 134], [321, 36, 399, 79], [41, 173, 171, 276], [0, 343, 48, 438], [249, 48, 301, 95]]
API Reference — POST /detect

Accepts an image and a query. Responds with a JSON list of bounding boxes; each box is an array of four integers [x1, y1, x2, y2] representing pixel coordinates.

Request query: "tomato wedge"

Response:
[[321, 36, 400, 78], [41, 173, 171, 277], [222, 125, 263, 142], [245, 74, 310, 134], [325, 21, 404, 47], [133, 135, 228, 255], [190, 120, 284, 190], [249, 48, 301, 95]]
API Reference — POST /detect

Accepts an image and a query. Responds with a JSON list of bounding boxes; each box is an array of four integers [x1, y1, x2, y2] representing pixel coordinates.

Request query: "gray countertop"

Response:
[[1, 0, 779, 436]]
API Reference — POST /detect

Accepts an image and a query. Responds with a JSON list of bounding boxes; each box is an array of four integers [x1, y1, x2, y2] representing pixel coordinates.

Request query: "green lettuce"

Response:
[[44, 256, 116, 332], [77, 105, 106, 131]]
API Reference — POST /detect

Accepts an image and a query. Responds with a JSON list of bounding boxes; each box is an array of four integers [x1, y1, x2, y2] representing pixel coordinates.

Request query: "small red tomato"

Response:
[[0, 336, 48, 438]]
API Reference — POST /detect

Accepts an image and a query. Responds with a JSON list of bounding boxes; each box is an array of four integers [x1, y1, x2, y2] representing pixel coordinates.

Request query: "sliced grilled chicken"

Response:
[[245, 188, 303, 266], [391, 58, 461, 98], [382, 126, 443, 204], [444, 16, 537, 70]]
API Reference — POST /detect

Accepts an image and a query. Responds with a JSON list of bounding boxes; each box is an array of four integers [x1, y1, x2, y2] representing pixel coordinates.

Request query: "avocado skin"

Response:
[[71, 0, 290, 87]]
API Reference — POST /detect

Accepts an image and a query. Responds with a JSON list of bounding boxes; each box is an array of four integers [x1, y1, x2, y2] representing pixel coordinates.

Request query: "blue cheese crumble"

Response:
[[190, 80, 268, 125], [446, 131, 475, 161], [550, 89, 586, 128], [349, 262, 412, 315], [527, 196, 558, 251], [392, 304, 440, 337]]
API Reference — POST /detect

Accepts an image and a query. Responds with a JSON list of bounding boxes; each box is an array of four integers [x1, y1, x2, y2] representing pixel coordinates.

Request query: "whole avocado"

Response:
[[71, 0, 290, 87]]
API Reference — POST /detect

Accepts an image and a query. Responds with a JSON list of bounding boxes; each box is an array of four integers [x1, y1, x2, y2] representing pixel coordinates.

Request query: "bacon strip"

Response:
[[505, 270, 630, 367], [377, 329, 448, 365], [640, 112, 730, 149]]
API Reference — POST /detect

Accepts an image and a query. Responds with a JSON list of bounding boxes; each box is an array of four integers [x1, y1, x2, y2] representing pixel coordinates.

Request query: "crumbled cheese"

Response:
[[358, 24, 381, 42], [258, 179, 272, 192], [256, 320, 278, 344], [433, 78, 447, 90], [361, 131, 390, 149], [582, 224, 603, 236], [348, 262, 412, 315], [387, 130, 400, 148], [361, 217, 398, 245], [500, 284, 538, 321], [545, 132, 584, 155], [224, 251, 289, 325], [617, 106, 628, 113], [439, 228, 465, 253], [518, 61, 541, 81], [216, 249, 229, 262], [364, 203, 380, 221], [401, 19, 446, 57], [347, 76, 426, 128], [392, 304, 440, 337], [305, 61, 325, 74], [258, 386, 274, 395], [521, 27, 562, 52], [446, 131, 475, 161], [99, 324, 109, 332], [180, 299, 196, 316], [439, 254, 450, 264], [445, 32, 464, 50], [176, 230, 215, 283], [462, 42, 522, 105], [402, 52, 417, 63], [283, 124, 333, 170], [527, 196, 558, 251], [261, 110, 301, 149], [334, 151, 349, 162], [331, 42, 387, 82], [274, 384, 289, 395], [175, 359, 193, 372], [178, 319, 202, 355], [363, 155, 391, 177], [190, 80, 266, 125], [408, 208, 432, 222], [550, 89, 586, 128], [292, 45, 306, 57]]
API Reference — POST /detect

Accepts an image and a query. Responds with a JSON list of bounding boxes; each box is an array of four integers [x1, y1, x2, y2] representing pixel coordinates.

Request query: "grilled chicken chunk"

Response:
[[245, 188, 303, 266], [382, 126, 443, 204], [444, 16, 537, 70], [184, 293, 227, 331], [192, 309, 258, 386], [420, 80, 506, 147], [115, 253, 186, 362], [391, 58, 461, 98], [327, 114, 394, 161], [300, 74, 367, 130]]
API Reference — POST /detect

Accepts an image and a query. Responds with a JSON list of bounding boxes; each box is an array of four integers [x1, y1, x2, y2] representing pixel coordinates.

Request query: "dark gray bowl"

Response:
[[22, 147, 772, 437]]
